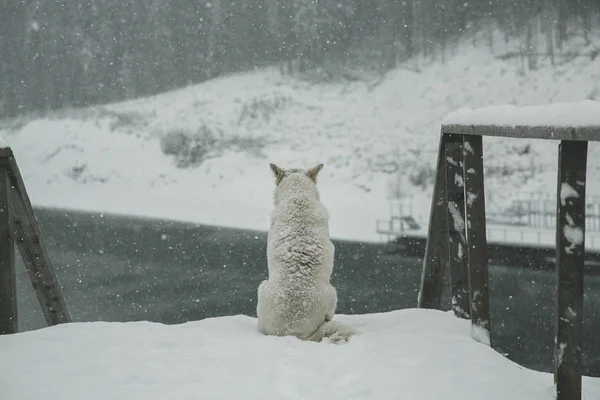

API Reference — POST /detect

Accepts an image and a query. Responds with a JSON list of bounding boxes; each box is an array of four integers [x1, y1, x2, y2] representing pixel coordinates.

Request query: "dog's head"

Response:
[[269, 163, 324, 204]]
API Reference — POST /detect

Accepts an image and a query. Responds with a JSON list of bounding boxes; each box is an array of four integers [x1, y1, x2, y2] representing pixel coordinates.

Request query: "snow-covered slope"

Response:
[[2, 309, 598, 400], [2, 32, 600, 242]]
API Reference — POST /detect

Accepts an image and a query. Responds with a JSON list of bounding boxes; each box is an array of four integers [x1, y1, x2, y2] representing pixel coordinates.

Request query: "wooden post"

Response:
[[554, 140, 587, 400], [0, 149, 71, 325], [445, 135, 470, 319], [463, 135, 491, 344], [418, 132, 450, 309], [0, 168, 16, 334]]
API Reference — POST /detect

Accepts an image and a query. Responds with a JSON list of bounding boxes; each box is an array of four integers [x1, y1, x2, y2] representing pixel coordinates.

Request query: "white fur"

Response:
[[257, 167, 355, 343]]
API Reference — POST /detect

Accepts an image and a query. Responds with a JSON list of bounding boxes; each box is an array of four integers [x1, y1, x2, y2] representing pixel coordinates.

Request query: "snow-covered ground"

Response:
[[2, 309, 598, 400], [2, 31, 600, 242]]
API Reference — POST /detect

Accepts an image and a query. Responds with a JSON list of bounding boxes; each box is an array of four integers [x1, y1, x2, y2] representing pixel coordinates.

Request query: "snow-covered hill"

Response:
[[2, 31, 600, 242], [2, 309, 598, 400]]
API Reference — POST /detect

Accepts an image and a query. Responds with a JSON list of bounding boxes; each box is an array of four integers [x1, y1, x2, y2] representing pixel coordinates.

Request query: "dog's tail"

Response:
[[307, 320, 356, 343]]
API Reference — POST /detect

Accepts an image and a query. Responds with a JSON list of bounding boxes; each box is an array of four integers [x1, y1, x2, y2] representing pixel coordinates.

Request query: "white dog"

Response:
[[256, 163, 355, 343]]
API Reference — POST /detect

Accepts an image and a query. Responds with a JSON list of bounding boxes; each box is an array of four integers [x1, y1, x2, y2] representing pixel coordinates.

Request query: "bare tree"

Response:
[[411, 0, 423, 69], [206, 0, 223, 79], [0, 0, 26, 117], [556, 0, 567, 50]]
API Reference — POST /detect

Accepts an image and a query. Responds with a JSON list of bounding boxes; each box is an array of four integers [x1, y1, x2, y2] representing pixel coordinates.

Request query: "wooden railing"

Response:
[[0, 147, 71, 334], [418, 110, 600, 400]]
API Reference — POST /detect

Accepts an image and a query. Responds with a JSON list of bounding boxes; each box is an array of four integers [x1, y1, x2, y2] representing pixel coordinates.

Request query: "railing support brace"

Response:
[[0, 167, 16, 334], [555, 140, 587, 400]]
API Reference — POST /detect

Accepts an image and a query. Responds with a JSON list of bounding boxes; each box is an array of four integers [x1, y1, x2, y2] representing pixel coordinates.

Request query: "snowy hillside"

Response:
[[1, 32, 600, 242], [2, 309, 598, 400]]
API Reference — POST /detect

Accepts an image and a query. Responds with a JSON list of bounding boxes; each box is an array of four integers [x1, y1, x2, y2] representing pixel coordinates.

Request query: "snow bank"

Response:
[[2, 309, 598, 400], [442, 100, 600, 128]]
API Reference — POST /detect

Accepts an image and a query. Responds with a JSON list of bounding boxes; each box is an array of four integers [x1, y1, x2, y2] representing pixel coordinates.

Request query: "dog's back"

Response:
[[267, 189, 334, 281], [257, 164, 354, 342]]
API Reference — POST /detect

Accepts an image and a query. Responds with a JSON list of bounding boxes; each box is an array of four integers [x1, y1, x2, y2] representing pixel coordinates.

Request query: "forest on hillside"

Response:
[[1, 0, 599, 118]]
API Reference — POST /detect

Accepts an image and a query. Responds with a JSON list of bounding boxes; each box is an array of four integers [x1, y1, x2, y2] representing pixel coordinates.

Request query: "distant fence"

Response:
[[0, 147, 70, 334], [377, 191, 600, 243], [494, 192, 600, 232]]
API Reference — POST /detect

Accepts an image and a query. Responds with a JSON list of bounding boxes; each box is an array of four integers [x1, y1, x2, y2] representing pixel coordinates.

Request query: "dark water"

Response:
[[14, 207, 600, 376]]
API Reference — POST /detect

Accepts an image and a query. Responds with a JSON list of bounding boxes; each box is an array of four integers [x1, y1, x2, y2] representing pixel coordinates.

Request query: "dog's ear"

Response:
[[270, 163, 285, 185], [307, 163, 324, 183]]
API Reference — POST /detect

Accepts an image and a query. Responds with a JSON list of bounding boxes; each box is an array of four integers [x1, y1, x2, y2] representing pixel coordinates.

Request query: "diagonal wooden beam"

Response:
[[418, 132, 452, 309], [0, 148, 71, 326]]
